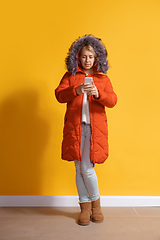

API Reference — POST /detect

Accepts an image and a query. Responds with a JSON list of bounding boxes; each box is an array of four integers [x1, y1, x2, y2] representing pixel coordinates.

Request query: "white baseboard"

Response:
[[0, 196, 160, 207]]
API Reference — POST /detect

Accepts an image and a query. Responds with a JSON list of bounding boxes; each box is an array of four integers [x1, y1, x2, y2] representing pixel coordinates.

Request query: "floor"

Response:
[[0, 207, 160, 240]]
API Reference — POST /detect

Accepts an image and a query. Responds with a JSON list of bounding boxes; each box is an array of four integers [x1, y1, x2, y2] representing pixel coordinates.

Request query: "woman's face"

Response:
[[79, 47, 95, 74]]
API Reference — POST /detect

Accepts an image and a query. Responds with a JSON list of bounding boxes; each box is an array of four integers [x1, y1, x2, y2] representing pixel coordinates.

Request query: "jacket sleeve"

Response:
[[94, 76, 117, 108], [55, 72, 78, 103]]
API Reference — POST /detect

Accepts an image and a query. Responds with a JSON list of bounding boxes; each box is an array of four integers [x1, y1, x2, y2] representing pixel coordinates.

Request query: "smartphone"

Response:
[[85, 77, 93, 85]]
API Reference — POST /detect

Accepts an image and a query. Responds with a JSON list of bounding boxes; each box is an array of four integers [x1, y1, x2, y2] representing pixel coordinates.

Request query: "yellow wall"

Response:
[[0, 0, 160, 196]]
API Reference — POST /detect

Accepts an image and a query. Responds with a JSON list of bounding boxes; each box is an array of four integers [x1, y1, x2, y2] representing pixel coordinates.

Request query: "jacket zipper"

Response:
[[87, 75, 95, 167], [79, 73, 87, 161]]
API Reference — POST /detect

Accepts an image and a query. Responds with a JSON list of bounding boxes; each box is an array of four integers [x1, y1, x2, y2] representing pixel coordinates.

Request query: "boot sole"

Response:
[[91, 218, 104, 223], [78, 220, 90, 226]]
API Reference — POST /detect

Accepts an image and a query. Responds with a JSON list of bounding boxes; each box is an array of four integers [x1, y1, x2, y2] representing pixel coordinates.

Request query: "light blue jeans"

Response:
[[74, 123, 99, 202]]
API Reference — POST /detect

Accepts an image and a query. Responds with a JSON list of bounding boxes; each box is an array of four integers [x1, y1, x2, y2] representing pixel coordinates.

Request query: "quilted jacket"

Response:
[[55, 67, 117, 164]]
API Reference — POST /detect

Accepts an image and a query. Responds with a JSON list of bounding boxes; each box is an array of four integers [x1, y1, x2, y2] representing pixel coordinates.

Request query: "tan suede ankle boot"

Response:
[[78, 201, 91, 226], [91, 197, 104, 223]]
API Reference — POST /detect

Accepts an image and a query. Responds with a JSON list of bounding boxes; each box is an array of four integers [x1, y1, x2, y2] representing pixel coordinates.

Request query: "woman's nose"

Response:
[[86, 56, 89, 62]]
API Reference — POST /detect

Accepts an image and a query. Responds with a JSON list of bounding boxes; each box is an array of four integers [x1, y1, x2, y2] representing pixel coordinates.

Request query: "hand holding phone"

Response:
[[76, 77, 94, 95], [87, 81, 99, 98]]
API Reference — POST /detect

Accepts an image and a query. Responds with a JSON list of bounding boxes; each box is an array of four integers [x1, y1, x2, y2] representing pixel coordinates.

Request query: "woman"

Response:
[[55, 35, 117, 225]]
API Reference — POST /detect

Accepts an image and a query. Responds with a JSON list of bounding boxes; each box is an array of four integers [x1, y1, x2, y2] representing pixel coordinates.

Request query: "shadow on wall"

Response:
[[0, 88, 50, 195]]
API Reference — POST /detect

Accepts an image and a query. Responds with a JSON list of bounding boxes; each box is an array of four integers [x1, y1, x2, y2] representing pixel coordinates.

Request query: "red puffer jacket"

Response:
[[55, 69, 117, 164]]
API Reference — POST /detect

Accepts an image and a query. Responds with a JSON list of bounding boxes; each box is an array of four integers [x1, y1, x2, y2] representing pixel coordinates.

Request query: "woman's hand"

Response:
[[87, 81, 99, 98], [76, 82, 99, 98], [76, 83, 93, 95]]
